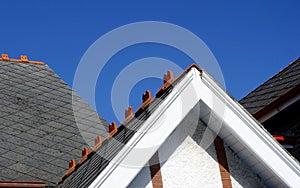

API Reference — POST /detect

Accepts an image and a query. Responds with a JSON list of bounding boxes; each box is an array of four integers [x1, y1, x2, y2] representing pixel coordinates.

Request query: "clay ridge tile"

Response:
[[0, 54, 44, 65], [57, 65, 202, 185]]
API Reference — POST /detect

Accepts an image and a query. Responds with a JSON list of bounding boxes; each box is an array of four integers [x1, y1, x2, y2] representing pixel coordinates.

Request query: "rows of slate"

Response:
[[240, 58, 300, 114], [0, 61, 108, 186]]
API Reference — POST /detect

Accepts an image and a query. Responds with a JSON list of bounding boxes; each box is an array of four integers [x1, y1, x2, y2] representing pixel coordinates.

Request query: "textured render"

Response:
[[239, 57, 300, 115], [128, 107, 268, 187], [0, 60, 108, 186], [225, 146, 266, 188], [158, 114, 222, 188]]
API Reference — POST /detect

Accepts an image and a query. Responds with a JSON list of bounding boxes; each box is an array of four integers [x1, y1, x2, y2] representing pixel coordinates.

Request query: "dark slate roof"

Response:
[[0, 59, 108, 186], [57, 65, 201, 187], [240, 57, 300, 115]]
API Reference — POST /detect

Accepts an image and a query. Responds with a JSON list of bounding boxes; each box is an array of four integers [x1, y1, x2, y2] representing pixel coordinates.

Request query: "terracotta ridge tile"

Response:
[[136, 90, 153, 114], [77, 147, 89, 165], [121, 106, 134, 125], [0, 54, 45, 65], [57, 64, 203, 185], [58, 159, 76, 183], [91, 135, 103, 152], [156, 70, 175, 98]]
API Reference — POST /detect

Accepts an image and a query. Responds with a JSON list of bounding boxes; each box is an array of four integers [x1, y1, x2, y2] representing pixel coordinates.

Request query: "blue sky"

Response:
[[1, 1, 300, 123]]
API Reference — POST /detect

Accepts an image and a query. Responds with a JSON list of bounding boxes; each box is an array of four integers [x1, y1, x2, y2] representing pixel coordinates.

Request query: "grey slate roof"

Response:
[[240, 57, 300, 115], [0, 60, 108, 186], [57, 67, 190, 187]]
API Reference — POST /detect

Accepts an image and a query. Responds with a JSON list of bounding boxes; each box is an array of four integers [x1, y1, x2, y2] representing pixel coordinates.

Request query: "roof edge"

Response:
[[240, 57, 300, 103], [0, 181, 45, 188], [57, 64, 203, 185], [253, 84, 300, 120], [89, 66, 300, 187]]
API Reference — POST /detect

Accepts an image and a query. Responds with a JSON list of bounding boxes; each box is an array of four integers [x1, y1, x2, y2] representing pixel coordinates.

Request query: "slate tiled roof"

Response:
[[0, 55, 108, 186], [57, 65, 201, 187], [240, 57, 300, 116]]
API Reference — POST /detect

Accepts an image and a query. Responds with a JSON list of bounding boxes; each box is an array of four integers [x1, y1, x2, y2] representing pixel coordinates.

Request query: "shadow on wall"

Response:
[[128, 101, 267, 188]]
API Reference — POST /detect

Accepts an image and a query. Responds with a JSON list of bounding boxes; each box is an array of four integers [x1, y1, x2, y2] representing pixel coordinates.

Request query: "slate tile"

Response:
[[68, 148, 82, 158], [0, 168, 24, 180], [2, 151, 27, 162], [14, 146, 36, 157], [60, 113, 75, 121], [26, 129, 48, 137], [53, 130, 74, 139], [49, 143, 73, 153], [0, 111, 9, 118], [49, 89, 65, 97], [29, 168, 58, 184], [0, 140, 18, 151], [56, 107, 73, 117], [36, 86, 53, 93], [34, 138, 57, 148], [9, 123, 31, 132], [32, 152, 56, 163], [32, 71, 48, 78], [59, 153, 75, 162], [0, 147, 7, 154], [41, 102, 57, 111], [38, 162, 65, 175], [69, 135, 87, 145], [3, 115, 25, 126], [24, 142, 47, 153], [42, 148, 64, 158], [6, 136, 29, 146], [61, 138, 85, 149], [0, 131, 14, 141], [43, 134, 66, 143], [23, 81, 39, 88], [42, 76, 59, 83], [46, 110, 65, 120], [5, 71, 20, 78], [8, 163, 34, 174], [21, 157, 45, 169], [79, 132, 99, 142], [15, 173, 43, 183], [0, 175, 10, 181], [16, 132, 39, 142], [0, 157, 15, 168], [50, 157, 69, 169], [37, 124, 58, 134]]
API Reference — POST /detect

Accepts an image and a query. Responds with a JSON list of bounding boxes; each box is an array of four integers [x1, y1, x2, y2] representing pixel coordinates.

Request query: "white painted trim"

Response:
[[200, 71, 300, 187], [89, 68, 300, 188]]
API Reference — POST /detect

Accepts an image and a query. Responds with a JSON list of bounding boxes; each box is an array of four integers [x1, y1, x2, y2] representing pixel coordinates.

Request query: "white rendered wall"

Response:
[[158, 113, 223, 188]]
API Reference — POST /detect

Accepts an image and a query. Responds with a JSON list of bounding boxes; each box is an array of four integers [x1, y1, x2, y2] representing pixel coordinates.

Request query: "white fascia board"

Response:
[[89, 68, 300, 188], [200, 71, 300, 187]]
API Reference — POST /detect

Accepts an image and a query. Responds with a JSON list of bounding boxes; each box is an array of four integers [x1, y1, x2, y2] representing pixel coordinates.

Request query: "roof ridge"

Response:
[[240, 57, 300, 102], [0, 54, 44, 65], [57, 64, 203, 185]]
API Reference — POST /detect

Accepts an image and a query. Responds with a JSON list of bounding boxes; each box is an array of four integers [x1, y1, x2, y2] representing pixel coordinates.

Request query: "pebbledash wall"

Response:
[[129, 110, 266, 188]]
